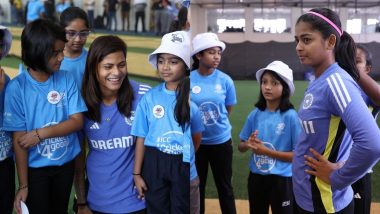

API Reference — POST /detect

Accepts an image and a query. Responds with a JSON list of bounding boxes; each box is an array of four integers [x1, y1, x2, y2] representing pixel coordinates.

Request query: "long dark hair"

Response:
[[255, 70, 294, 112], [82, 35, 133, 122], [169, 7, 188, 32], [21, 19, 67, 73], [191, 51, 205, 70], [296, 8, 359, 80], [175, 76, 190, 131]]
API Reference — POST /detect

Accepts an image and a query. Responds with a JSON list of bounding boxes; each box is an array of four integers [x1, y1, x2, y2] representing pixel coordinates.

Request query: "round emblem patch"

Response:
[[153, 105, 165, 118], [303, 93, 314, 109], [47, 91, 61, 104], [192, 86, 201, 94]]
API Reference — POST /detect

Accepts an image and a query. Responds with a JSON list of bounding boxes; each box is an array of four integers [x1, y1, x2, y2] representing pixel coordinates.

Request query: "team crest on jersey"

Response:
[[303, 93, 314, 109], [47, 90, 62, 104], [125, 111, 136, 125], [215, 84, 222, 93], [254, 142, 276, 173], [275, 123, 285, 135], [153, 105, 165, 118], [199, 102, 220, 126], [192, 86, 201, 94], [37, 122, 69, 160]]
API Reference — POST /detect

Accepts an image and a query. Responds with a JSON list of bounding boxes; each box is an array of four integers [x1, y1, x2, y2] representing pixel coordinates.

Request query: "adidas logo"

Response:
[[90, 123, 100, 129], [354, 193, 362, 199], [282, 201, 290, 207]]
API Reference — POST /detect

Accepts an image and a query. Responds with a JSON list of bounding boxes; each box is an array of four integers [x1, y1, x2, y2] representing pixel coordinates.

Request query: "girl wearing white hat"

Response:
[[238, 60, 301, 214], [190, 32, 237, 214], [131, 30, 192, 213], [0, 25, 14, 214]]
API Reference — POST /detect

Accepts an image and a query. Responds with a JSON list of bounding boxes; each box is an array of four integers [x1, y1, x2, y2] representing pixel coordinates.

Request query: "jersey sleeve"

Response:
[[225, 76, 237, 106], [3, 79, 26, 131], [190, 102, 204, 134], [135, 82, 151, 101], [289, 110, 301, 151], [130, 95, 149, 138], [327, 74, 380, 190], [65, 71, 87, 115], [239, 110, 256, 141]]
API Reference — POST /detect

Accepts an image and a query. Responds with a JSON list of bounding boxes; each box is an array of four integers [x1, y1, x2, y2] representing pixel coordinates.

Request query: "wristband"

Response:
[[35, 129, 42, 142], [17, 185, 28, 191], [132, 172, 141, 176]]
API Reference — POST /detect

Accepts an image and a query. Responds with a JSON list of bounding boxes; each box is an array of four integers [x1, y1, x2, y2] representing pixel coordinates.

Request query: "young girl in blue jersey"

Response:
[[190, 32, 237, 214], [293, 8, 380, 213], [74, 35, 149, 214], [349, 44, 380, 214], [238, 61, 301, 214], [131, 30, 191, 213], [3, 19, 87, 214], [59, 6, 90, 88], [0, 25, 14, 214]]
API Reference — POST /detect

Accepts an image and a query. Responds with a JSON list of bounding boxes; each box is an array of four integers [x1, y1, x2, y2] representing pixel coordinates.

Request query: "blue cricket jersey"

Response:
[[190, 69, 237, 145], [60, 48, 88, 89], [3, 68, 87, 167], [84, 81, 150, 213], [0, 75, 12, 161], [293, 63, 380, 213], [240, 108, 301, 177], [131, 83, 186, 155]]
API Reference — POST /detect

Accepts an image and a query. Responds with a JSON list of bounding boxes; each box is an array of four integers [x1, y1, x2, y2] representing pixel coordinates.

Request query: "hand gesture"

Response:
[[18, 130, 41, 149], [246, 130, 269, 155], [14, 188, 28, 214], [134, 175, 147, 200], [304, 148, 345, 184]]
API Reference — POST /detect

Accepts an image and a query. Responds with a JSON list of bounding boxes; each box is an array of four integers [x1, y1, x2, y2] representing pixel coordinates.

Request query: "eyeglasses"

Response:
[[65, 30, 91, 40]]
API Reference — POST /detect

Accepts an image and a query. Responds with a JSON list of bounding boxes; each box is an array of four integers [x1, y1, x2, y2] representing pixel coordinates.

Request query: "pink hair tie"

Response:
[[307, 11, 343, 37]]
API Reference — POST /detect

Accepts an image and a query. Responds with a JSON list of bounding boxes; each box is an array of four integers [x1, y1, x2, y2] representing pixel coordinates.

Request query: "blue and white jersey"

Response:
[[56, 2, 70, 14], [240, 108, 300, 177], [131, 83, 185, 155], [3, 68, 87, 167], [60, 48, 88, 89], [26, 0, 45, 23], [293, 63, 380, 213], [0, 75, 12, 161], [190, 69, 237, 145], [339, 89, 380, 173], [84, 81, 149, 213], [187, 102, 204, 180]]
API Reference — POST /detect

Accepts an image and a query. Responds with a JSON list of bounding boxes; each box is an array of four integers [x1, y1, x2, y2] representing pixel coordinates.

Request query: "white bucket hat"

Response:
[[0, 25, 12, 60], [148, 31, 191, 69], [191, 32, 226, 56], [256, 61, 295, 96]]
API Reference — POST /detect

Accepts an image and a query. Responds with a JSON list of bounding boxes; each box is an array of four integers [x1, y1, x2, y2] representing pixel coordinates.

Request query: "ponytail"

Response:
[[335, 31, 359, 80], [192, 55, 199, 70], [174, 76, 190, 131]]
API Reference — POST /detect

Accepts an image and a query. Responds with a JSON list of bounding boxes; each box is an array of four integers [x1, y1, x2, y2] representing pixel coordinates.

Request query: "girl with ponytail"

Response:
[[293, 8, 380, 213]]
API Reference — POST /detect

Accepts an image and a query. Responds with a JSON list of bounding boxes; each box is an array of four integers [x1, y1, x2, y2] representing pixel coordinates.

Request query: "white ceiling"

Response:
[[191, 0, 380, 8]]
